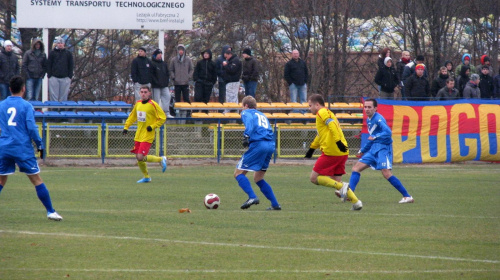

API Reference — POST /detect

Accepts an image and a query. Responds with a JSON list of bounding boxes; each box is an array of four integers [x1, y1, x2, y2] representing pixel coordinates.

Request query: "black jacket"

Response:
[[222, 54, 242, 83], [131, 56, 152, 84], [193, 49, 217, 85], [215, 45, 231, 81], [0, 49, 20, 83], [431, 73, 449, 98], [150, 57, 169, 88], [479, 73, 494, 99], [405, 74, 430, 100], [374, 66, 399, 93], [47, 47, 73, 79], [242, 56, 259, 82], [22, 39, 47, 79], [284, 58, 308, 86], [456, 65, 470, 97]]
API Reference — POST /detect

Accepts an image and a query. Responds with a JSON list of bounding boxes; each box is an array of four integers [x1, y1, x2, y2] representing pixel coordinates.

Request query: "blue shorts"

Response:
[[0, 156, 40, 175], [359, 148, 393, 170], [237, 141, 275, 172]]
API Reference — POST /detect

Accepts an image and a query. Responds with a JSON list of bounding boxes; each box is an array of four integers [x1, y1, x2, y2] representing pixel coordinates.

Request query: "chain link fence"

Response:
[[37, 120, 362, 161]]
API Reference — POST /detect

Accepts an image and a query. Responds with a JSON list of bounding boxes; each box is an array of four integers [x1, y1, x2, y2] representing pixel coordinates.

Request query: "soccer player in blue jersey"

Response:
[[234, 96, 281, 210], [349, 99, 414, 203], [0, 76, 63, 220]]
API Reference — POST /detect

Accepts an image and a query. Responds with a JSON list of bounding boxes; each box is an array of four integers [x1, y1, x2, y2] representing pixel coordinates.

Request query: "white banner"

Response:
[[17, 0, 193, 30]]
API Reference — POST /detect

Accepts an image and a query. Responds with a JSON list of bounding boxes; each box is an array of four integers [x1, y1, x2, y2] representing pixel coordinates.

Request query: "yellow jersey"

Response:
[[310, 107, 348, 156], [124, 100, 166, 143]]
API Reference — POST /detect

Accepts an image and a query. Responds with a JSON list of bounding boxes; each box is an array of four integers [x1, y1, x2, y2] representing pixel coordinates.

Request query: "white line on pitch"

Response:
[[1, 229, 498, 264]]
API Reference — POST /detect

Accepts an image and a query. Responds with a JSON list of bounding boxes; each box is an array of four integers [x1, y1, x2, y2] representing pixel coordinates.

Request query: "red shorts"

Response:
[[313, 153, 348, 176], [130, 141, 152, 156]]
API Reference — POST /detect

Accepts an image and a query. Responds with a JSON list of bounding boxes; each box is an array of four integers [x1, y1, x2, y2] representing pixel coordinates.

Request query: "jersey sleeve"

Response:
[[149, 101, 166, 129], [241, 111, 254, 138], [318, 109, 342, 142], [124, 103, 138, 129], [372, 117, 392, 140], [26, 105, 42, 148]]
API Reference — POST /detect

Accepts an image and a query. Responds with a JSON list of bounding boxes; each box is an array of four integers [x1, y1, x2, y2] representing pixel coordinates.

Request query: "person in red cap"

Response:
[[404, 64, 430, 101], [476, 55, 494, 77]]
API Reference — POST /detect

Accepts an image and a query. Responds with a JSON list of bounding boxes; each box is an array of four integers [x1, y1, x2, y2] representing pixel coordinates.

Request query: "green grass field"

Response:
[[0, 162, 499, 279]]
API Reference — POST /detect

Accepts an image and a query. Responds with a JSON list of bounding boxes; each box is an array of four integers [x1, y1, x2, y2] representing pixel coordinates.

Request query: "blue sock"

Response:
[[388, 176, 410, 197], [349, 171, 361, 192], [256, 179, 279, 207], [35, 183, 55, 213], [236, 174, 257, 199], [0, 184, 3, 194]]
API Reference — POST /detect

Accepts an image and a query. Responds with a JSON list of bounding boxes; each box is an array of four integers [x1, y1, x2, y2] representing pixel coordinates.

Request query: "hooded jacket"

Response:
[[431, 72, 449, 98], [22, 39, 47, 79], [169, 44, 193, 85], [0, 47, 20, 83], [404, 73, 430, 100], [215, 45, 231, 81], [456, 65, 470, 97], [150, 54, 169, 88], [455, 54, 476, 77], [47, 44, 73, 79], [242, 55, 260, 82], [193, 49, 217, 85], [374, 63, 399, 93], [463, 81, 480, 99], [222, 53, 242, 83]]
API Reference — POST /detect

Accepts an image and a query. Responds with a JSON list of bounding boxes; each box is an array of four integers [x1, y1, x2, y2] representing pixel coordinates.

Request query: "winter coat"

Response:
[[22, 39, 47, 79], [169, 44, 194, 85], [222, 54, 242, 83], [374, 65, 399, 93], [402, 61, 428, 84], [396, 59, 409, 85], [494, 74, 500, 99], [463, 81, 480, 99], [0, 49, 20, 83], [436, 86, 459, 101], [431, 73, 449, 98], [405, 74, 430, 100], [456, 65, 470, 97], [131, 55, 152, 84], [455, 54, 476, 77], [478, 73, 494, 99], [47, 47, 73, 79], [215, 45, 231, 81], [241, 56, 259, 82], [150, 57, 169, 88], [284, 58, 308, 86], [193, 49, 217, 85]]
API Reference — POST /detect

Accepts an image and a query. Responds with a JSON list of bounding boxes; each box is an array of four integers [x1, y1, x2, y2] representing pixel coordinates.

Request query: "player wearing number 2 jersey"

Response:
[[234, 96, 281, 210], [0, 76, 62, 221]]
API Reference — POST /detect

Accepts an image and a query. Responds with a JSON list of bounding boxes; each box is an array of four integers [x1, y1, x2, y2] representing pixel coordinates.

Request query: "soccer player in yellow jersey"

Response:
[[305, 94, 362, 210], [123, 86, 167, 183]]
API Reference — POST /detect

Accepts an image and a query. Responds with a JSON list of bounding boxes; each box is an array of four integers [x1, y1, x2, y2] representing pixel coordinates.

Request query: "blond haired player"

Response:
[[123, 86, 167, 183], [305, 94, 362, 210]]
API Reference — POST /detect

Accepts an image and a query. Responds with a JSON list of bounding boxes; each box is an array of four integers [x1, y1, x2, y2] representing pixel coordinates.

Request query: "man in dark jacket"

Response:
[[0, 40, 20, 100], [241, 48, 260, 98], [215, 45, 231, 103], [150, 49, 173, 118], [131, 46, 152, 102], [436, 78, 459, 100], [222, 49, 242, 104], [22, 38, 47, 101], [478, 67, 494, 99], [284, 49, 308, 103], [193, 49, 217, 104], [374, 57, 398, 99], [405, 64, 430, 101], [396, 50, 410, 100], [430, 67, 449, 99], [456, 65, 470, 98], [463, 74, 481, 99], [47, 37, 73, 102]]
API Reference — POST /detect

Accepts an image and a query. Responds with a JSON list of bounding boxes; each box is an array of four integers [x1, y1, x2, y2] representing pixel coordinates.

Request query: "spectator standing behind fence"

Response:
[[405, 64, 429, 101], [436, 78, 459, 101], [396, 50, 411, 100], [402, 55, 427, 82], [222, 49, 242, 104], [22, 38, 47, 101], [47, 37, 73, 102], [0, 40, 20, 100], [241, 48, 259, 98], [284, 49, 308, 103], [377, 48, 391, 69], [150, 49, 173, 118], [430, 67, 449, 99], [476, 55, 494, 77], [478, 67, 494, 99], [193, 49, 217, 104], [169, 44, 193, 103], [215, 45, 231, 103], [463, 74, 481, 99], [455, 54, 476, 77], [444, 60, 455, 80], [456, 65, 470, 97], [494, 68, 500, 99], [131, 46, 152, 102], [374, 57, 398, 99]]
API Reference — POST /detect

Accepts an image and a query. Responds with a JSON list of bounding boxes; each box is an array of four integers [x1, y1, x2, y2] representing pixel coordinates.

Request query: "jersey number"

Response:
[[256, 113, 269, 129], [7, 107, 17, 126]]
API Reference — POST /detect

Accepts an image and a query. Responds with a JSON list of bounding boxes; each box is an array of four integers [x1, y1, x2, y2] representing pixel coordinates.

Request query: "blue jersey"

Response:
[[241, 109, 274, 142], [0, 96, 42, 160], [361, 112, 392, 154]]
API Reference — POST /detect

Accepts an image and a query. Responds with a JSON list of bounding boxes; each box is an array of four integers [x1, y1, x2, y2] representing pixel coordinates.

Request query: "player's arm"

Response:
[[320, 110, 348, 152], [124, 104, 138, 130], [26, 107, 43, 149], [371, 118, 392, 140], [150, 103, 167, 130], [241, 111, 254, 139]]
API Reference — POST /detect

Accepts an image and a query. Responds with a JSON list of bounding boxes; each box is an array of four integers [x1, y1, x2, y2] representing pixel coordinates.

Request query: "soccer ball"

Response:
[[204, 193, 220, 209]]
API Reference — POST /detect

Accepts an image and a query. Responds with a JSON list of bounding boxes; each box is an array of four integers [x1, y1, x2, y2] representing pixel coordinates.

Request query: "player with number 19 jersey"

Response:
[[0, 96, 42, 161]]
